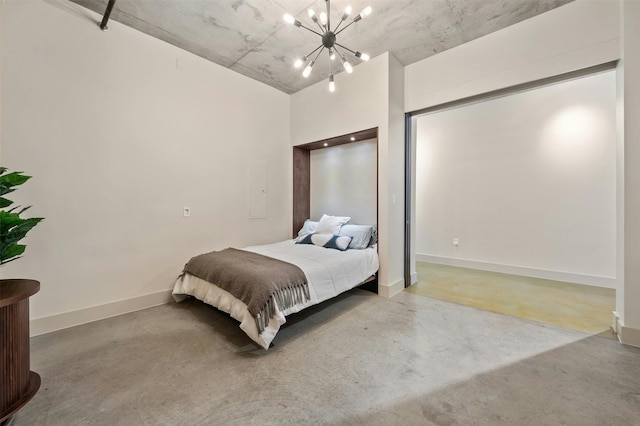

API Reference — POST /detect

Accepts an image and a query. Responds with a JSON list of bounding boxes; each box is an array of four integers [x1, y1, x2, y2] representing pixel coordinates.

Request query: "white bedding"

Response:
[[172, 239, 379, 349]]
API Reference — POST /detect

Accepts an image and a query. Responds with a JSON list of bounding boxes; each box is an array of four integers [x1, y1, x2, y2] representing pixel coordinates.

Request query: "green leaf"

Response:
[[1, 218, 43, 240], [0, 171, 31, 187], [0, 244, 26, 264], [0, 197, 12, 208], [0, 211, 25, 234], [0, 167, 43, 264], [0, 188, 15, 200], [2, 218, 43, 241], [0, 211, 43, 237], [0, 172, 30, 198]]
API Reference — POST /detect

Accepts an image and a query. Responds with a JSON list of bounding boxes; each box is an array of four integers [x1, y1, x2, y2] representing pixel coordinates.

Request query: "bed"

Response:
[[172, 216, 379, 349]]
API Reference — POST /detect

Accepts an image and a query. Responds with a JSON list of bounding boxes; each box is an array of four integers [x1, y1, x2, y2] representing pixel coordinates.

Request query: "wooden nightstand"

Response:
[[0, 279, 41, 424]]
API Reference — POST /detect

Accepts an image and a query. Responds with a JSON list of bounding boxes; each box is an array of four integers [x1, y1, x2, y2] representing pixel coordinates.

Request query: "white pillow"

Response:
[[339, 224, 374, 250], [315, 214, 350, 235], [297, 219, 318, 237]]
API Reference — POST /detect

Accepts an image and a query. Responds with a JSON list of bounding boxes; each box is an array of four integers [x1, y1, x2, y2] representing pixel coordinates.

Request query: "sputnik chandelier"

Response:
[[283, 0, 372, 92]]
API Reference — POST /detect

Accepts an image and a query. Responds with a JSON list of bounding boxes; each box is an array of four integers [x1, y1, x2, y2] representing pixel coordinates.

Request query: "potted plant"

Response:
[[0, 167, 44, 425], [0, 167, 44, 263]]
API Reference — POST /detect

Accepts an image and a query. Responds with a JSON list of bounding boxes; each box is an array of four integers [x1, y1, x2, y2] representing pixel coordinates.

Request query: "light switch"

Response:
[[183, 207, 191, 217]]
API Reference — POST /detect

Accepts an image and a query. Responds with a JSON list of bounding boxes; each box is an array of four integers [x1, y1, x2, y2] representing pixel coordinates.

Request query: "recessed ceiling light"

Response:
[[350, 137, 355, 141], [324, 143, 328, 147]]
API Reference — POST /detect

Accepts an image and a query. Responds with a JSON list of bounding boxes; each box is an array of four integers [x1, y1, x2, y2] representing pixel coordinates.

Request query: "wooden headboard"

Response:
[[292, 127, 378, 237]]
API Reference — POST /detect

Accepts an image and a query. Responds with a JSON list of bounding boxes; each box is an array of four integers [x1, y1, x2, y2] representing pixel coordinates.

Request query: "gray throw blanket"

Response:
[[183, 248, 310, 334]]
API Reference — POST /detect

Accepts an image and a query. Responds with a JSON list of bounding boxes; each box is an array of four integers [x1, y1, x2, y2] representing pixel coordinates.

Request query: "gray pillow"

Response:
[[369, 226, 378, 246], [339, 224, 374, 250]]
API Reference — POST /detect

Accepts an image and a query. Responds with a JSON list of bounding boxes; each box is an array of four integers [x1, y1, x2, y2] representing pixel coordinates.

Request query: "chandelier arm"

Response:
[[302, 44, 324, 62], [333, 45, 346, 61], [326, 0, 330, 32], [333, 17, 347, 34], [312, 46, 325, 63], [334, 42, 357, 56], [298, 23, 324, 37], [334, 20, 356, 36]]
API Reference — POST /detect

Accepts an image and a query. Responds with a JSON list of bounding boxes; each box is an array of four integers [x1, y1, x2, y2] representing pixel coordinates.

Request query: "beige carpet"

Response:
[[407, 262, 617, 338]]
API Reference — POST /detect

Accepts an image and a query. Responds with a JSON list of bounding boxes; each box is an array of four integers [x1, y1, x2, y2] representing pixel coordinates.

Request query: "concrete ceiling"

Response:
[[69, 0, 574, 94]]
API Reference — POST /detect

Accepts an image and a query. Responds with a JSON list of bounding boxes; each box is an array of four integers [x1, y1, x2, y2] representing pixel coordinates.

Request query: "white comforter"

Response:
[[172, 239, 379, 349]]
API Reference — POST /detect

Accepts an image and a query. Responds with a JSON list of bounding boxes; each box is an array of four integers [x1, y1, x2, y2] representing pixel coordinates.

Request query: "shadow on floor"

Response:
[[173, 287, 376, 353], [340, 334, 640, 425]]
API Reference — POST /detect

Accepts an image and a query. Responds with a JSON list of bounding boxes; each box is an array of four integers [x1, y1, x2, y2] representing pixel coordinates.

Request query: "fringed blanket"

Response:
[[182, 248, 309, 333]]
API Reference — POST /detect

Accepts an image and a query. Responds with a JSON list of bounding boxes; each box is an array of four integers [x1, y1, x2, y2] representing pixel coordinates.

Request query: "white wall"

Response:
[[405, 0, 619, 112], [415, 70, 617, 287], [0, 0, 291, 333], [618, 0, 640, 346], [310, 139, 377, 225], [388, 53, 406, 291], [291, 52, 405, 297], [291, 55, 388, 145]]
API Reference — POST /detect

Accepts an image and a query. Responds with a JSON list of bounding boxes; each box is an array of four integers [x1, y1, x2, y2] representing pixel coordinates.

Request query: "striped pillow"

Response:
[[295, 233, 352, 251]]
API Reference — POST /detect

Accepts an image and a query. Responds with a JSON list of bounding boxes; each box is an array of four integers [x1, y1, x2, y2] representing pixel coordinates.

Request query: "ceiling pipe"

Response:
[[99, 0, 116, 31]]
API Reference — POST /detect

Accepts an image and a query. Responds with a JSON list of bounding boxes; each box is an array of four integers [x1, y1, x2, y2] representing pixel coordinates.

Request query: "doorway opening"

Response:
[[404, 64, 617, 337]]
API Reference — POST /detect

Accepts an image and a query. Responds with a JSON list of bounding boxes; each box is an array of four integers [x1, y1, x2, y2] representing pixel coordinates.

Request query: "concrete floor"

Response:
[[13, 289, 640, 425], [408, 262, 617, 337]]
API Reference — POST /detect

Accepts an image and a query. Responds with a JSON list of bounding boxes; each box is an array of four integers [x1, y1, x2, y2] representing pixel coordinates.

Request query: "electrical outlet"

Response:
[[453, 238, 459, 246], [183, 207, 191, 217]]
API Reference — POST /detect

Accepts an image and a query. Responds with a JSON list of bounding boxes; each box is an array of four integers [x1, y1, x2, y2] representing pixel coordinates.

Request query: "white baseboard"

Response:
[[378, 278, 405, 298], [416, 254, 617, 289], [30, 289, 174, 336], [620, 325, 640, 348], [612, 312, 640, 348]]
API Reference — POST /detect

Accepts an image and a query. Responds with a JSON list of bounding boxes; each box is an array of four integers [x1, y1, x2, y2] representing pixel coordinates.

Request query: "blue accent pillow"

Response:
[[295, 233, 352, 251]]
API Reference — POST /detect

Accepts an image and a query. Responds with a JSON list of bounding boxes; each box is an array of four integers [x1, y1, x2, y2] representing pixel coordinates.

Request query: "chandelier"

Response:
[[283, 0, 372, 92]]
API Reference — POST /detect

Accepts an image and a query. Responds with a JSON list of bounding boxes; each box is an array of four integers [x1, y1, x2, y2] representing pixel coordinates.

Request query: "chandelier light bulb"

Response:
[[283, 14, 295, 25], [360, 6, 372, 18], [294, 57, 305, 68], [303, 63, 313, 78], [341, 5, 352, 20], [308, 8, 315, 18], [329, 75, 335, 92], [329, 49, 336, 60], [343, 61, 353, 73], [320, 12, 328, 26], [355, 51, 370, 61]]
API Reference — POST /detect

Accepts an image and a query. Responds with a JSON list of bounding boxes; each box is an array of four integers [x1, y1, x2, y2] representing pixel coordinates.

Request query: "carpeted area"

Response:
[[408, 262, 616, 338], [13, 289, 640, 425]]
